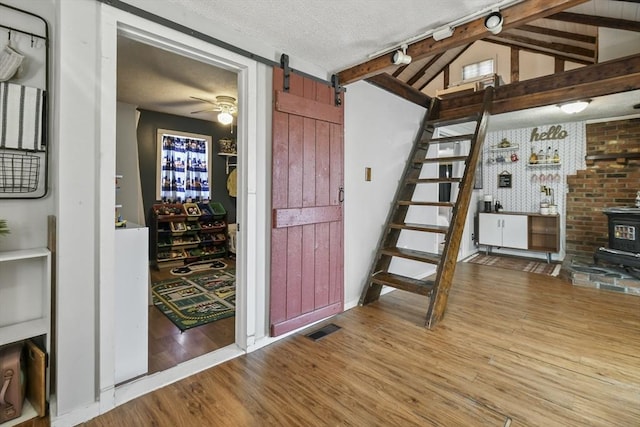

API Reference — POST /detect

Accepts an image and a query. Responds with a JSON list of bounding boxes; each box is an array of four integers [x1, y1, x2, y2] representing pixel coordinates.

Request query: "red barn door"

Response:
[[270, 67, 344, 336]]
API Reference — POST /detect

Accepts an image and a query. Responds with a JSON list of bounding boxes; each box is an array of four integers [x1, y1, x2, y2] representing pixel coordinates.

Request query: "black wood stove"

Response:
[[595, 208, 640, 269]]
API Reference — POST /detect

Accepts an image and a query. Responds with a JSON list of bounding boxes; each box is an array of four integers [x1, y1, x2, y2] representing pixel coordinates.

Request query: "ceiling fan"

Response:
[[190, 95, 237, 125]]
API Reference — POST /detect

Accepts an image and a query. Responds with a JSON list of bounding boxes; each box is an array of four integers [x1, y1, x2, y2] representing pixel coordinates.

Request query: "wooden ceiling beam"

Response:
[[418, 44, 473, 91], [547, 12, 640, 32], [517, 24, 596, 43], [484, 37, 593, 65], [491, 32, 595, 58], [437, 54, 640, 119], [406, 53, 445, 86], [337, 0, 589, 85], [365, 73, 431, 107]]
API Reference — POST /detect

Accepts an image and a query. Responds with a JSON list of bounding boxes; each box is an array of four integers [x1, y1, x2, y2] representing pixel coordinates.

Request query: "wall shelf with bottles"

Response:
[[488, 144, 520, 152], [527, 162, 562, 168]]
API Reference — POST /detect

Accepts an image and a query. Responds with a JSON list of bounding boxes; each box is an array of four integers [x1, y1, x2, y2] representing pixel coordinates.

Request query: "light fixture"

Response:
[[215, 95, 236, 125], [484, 11, 503, 35], [217, 111, 234, 125], [392, 44, 412, 65], [433, 26, 454, 41], [558, 100, 591, 114]]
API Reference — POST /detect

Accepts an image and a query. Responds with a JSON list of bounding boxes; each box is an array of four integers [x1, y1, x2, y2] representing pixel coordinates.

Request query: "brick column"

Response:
[[565, 118, 640, 260]]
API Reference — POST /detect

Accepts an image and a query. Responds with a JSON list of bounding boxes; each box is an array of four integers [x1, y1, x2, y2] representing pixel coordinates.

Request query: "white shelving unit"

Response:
[[218, 152, 237, 174], [0, 247, 51, 426]]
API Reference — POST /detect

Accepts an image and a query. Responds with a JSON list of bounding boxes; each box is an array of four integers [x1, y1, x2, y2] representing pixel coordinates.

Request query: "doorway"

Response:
[[115, 32, 240, 378]]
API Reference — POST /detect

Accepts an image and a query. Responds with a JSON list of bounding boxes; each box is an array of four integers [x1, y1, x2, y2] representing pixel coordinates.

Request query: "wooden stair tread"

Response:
[[423, 134, 474, 145], [380, 247, 442, 264], [426, 114, 479, 128], [359, 87, 494, 329], [417, 155, 468, 164], [398, 201, 455, 207], [371, 272, 435, 296], [389, 222, 448, 233], [407, 177, 462, 184]]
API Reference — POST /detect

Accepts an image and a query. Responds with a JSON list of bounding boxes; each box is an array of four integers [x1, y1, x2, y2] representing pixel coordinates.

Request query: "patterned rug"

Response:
[[170, 259, 228, 276], [152, 268, 236, 331], [464, 253, 561, 277]]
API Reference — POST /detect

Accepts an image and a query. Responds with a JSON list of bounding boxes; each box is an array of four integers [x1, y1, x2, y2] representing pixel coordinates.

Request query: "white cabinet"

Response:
[[479, 213, 528, 250], [114, 224, 149, 384], [0, 248, 51, 425]]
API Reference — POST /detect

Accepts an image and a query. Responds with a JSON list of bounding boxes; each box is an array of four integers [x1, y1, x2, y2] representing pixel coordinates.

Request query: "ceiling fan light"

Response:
[[484, 11, 503, 35], [217, 111, 234, 125], [558, 100, 590, 114]]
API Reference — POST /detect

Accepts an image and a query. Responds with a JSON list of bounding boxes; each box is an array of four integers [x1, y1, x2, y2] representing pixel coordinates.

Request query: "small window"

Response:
[[462, 59, 494, 81]]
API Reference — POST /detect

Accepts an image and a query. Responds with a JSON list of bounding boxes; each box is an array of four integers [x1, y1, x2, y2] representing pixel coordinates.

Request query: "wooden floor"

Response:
[[147, 263, 236, 374], [75, 262, 639, 425]]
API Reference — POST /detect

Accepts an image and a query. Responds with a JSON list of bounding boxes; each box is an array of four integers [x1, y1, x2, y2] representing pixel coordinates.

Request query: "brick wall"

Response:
[[565, 118, 640, 259]]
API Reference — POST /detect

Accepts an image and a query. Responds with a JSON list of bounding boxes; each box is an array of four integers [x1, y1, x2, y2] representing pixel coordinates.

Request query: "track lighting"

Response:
[[484, 11, 503, 35], [433, 26, 454, 41], [392, 44, 412, 65]]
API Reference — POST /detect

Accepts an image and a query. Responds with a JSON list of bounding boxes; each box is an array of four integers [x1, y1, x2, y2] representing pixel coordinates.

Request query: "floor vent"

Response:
[[306, 323, 341, 341]]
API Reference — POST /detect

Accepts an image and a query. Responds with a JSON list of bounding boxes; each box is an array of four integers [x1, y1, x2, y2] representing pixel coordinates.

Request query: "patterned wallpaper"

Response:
[[480, 121, 587, 257], [482, 122, 586, 214]]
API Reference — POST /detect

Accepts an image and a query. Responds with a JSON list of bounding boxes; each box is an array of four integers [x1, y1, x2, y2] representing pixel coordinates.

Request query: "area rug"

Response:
[[170, 259, 228, 276], [152, 268, 236, 331], [464, 253, 561, 277]]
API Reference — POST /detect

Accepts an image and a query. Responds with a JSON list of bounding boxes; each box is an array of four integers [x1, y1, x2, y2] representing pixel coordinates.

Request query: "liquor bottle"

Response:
[[529, 147, 538, 164], [553, 149, 560, 163]]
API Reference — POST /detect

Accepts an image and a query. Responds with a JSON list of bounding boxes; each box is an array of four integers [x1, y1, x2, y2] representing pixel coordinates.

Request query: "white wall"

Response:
[[343, 81, 428, 307], [55, 0, 101, 417], [450, 41, 511, 85], [599, 28, 640, 62], [519, 51, 555, 81], [116, 103, 145, 225]]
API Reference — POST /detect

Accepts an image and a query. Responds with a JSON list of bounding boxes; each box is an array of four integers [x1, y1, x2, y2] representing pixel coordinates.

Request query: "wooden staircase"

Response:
[[359, 87, 494, 329]]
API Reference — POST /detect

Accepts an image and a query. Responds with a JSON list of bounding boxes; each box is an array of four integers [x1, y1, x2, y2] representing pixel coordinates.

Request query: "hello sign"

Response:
[[530, 125, 568, 142]]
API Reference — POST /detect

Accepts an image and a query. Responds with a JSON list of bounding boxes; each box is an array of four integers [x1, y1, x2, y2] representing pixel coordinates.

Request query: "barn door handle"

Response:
[[338, 186, 344, 203]]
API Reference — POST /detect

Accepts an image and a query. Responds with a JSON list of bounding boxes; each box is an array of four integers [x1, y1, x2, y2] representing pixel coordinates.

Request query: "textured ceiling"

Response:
[[117, 0, 640, 128], [166, 0, 523, 73], [117, 36, 238, 122]]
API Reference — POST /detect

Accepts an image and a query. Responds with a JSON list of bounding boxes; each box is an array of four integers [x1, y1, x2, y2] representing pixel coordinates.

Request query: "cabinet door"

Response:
[[502, 214, 528, 249], [479, 213, 503, 247]]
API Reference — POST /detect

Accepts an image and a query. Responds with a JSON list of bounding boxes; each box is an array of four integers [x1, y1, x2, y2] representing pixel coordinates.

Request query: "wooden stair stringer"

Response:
[[426, 86, 494, 329], [358, 96, 441, 305]]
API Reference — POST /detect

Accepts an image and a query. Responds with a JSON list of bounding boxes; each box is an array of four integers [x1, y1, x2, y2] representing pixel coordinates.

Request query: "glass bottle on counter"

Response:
[[553, 149, 560, 163], [529, 147, 538, 164]]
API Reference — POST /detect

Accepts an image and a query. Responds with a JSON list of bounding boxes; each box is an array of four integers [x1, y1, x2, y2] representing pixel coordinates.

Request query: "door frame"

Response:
[[96, 5, 268, 413]]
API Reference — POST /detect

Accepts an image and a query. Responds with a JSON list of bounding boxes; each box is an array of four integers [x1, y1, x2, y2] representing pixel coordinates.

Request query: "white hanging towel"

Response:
[[0, 81, 44, 151]]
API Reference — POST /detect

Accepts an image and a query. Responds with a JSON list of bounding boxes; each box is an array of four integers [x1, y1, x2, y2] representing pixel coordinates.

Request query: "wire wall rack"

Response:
[[0, 2, 49, 198]]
